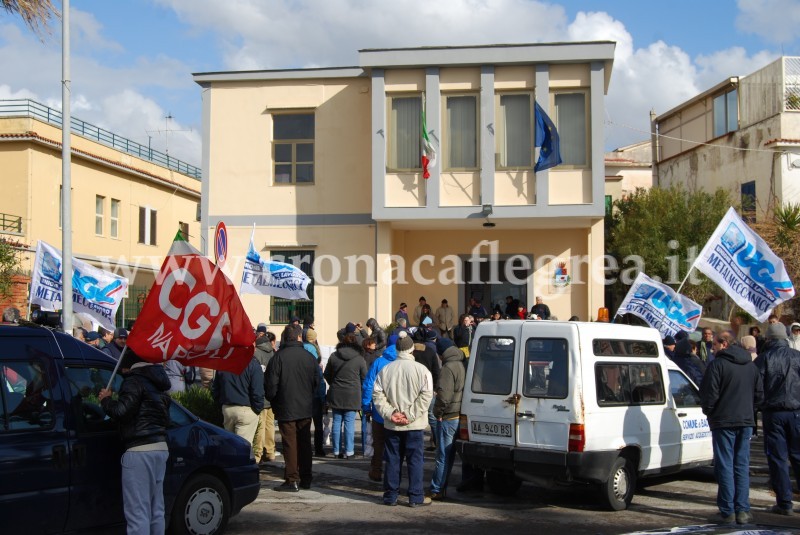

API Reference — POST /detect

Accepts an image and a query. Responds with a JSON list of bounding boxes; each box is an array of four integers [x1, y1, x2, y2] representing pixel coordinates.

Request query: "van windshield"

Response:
[[523, 338, 568, 399], [471, 337, 515, 395]]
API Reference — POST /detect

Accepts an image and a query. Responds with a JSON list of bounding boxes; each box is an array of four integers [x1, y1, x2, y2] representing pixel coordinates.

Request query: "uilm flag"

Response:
[[421, 95, 436, 179], [126, 231, 255, 373]]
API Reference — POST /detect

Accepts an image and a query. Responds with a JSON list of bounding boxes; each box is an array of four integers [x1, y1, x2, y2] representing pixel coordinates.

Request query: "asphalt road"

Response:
[[224, 432, 800, 535]]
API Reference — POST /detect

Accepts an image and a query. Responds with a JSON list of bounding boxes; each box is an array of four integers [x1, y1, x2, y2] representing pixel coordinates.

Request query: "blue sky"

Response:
[[2, 0, 799, 166]]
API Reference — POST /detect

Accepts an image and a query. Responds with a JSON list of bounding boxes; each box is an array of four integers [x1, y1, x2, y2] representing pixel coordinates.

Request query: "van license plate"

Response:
[[471, 421, 512, 437]]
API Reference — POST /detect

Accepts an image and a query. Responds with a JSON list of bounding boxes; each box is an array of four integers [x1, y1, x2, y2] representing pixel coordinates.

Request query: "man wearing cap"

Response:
[[85, 331, 102, 348], [663, 335, 676, 359], [755, 323, 800, 516], [373, 331, 433, 507], [701, 331, 763, 524], [413, 297, 427, 327], [102, 328, 128, 360], [435, 299, 455, 339], [98, 351, 171, 534]]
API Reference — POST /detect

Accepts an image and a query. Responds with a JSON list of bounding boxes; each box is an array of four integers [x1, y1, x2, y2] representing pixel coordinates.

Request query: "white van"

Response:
[[457, 320, 712, 510]]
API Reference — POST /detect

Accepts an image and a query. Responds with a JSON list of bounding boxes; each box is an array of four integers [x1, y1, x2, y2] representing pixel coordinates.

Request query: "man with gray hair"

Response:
[[1, 306, 20, 324], [755, 323, 800, 516]]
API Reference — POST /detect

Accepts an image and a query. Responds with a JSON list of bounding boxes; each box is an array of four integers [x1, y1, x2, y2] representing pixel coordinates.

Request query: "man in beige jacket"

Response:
[[373, 331, 433, 507], [435, 299, 455, 339]]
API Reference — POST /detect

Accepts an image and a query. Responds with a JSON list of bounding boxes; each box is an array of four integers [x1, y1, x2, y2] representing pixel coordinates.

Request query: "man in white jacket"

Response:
[[790, 323, 800, 351], [373, 331, 433, 507]]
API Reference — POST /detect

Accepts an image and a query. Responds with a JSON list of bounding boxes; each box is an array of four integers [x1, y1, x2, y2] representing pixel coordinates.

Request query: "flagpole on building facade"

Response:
[[61, 0, 74, 334]]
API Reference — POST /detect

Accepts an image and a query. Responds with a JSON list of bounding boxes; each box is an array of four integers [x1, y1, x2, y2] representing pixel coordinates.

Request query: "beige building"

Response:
[[654, 56, 800, 221], [0, 99, 201, 325], [194, 43, 616, 345], [604, 140, 653, 211]]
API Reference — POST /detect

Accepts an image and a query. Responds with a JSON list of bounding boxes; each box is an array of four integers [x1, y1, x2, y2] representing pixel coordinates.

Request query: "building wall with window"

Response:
[[654, 57, 800, 219], [0, 111, 201, 322], [196, 43, 615, 346]]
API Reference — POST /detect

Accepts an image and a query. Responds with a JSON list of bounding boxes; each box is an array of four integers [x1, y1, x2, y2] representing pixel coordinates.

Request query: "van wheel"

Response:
[[486, 470, 522, 497], [601, 456, 636, 511], [169, 474, 230, 535]]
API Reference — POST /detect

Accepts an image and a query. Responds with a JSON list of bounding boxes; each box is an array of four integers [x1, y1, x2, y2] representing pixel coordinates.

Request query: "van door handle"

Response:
[[677, 412, 687, 417], [53, 445, 67, 470], [517, 411, 534, 419]]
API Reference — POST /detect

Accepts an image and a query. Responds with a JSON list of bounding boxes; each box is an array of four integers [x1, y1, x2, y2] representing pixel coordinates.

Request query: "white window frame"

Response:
[[495, 91, 534, 170], [110, 198, 120, 239], [443, 93, 480, 171], [138, 206, 157, 246], [552, 90, 590, 169], [95, 195, 105, 236], [386, 93, 422, 172]]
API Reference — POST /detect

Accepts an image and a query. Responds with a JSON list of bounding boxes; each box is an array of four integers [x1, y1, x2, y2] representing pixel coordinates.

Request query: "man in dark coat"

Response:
[[102, 327, 127, 360], [253, 326, 276, 463], [366, 318, 387, 351], [755, 323, 800, 516], [324, 335, 368, 458], [98, 352, 171, 534], [265, 324, 319, 492], [670, 338, 706, 386], [700, 331, 763, 525]]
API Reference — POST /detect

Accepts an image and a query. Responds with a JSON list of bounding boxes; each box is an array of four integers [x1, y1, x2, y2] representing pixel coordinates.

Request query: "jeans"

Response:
[[332, 409, 356, 456], [383, 428, 425, 505], [121, 448, 169, 535], [361, 411, 369, 454], [430, 418, 459, 494], [712, 426, 752, 516], [763, 410, 800, 509], [428, 396, 438, 442], [312, 398, 325, 454]]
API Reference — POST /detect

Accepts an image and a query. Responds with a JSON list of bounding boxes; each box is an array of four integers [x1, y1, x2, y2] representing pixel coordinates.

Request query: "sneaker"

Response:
[[768, 505, 793, 516], [707, 512, 735, 524], [408, 496, 432, 508], [736, 511, 753, 525], [428, 491, 446, 501]]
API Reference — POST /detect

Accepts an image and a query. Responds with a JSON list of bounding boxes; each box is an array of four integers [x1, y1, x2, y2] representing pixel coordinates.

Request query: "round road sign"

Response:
[[214, 222, 228, 267]]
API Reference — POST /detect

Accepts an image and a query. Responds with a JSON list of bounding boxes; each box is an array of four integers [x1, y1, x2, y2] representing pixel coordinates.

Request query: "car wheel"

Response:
[[170, 474, 230, 535], [601, 456, 636, 511], [486, 470, 522, 497]]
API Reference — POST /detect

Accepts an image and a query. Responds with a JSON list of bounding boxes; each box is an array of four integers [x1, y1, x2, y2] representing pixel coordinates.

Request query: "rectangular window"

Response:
[[273, 113, 315, 184], [1, 359, 55, 431], [138, 206, 157, 246], [605, 195, 613, 216], [269, 249, 314, 323], [497, 93, 532, 168], [592, 339, 659, 357], [58, 186, 63, 229], [554, 92, 588, 166], [446, 95, 478, 169], [741, 181, 756, 223], [471, 336, 515, 395], [95, 195, 105, 235], [523, 338, 568, 398], [179, 221, 189, 241], [388, 95, 422, 170], [596, 363, 665, 406], [64, 366, 122, 433], [110, 199, 120, 238], [713, 88, 738, 137]]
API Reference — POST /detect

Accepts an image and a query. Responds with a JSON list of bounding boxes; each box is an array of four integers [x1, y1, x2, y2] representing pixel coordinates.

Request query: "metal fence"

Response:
[[0, 212, 22, 234], [0, 99, 201, 179], [115, 285, 150, 329]]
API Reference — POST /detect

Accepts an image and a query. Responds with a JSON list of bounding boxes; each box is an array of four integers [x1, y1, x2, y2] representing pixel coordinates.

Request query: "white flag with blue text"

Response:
[[239, 229, 310, 300], [29, 240, 128, 330], [617, 272, 703, 338], [693, 207, 795, 323]]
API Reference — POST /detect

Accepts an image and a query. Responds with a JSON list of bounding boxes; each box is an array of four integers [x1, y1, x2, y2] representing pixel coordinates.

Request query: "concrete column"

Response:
[[425, 68, 441, 208], [375, 221, 394, 324], [535, 65, 550, 208], [480, 66, 495, 206], [371, 69, 386, 216]]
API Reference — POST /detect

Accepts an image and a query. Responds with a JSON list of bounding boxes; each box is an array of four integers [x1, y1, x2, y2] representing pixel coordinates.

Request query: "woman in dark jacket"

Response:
[[323, 335, 368, 459]]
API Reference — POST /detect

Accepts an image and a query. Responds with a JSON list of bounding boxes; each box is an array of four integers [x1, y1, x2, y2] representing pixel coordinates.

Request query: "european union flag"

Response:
[[534, 101, 562, 172]]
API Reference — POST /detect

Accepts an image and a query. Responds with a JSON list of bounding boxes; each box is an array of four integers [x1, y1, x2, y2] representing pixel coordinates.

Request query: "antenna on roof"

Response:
[[145, 112, 192, 156]]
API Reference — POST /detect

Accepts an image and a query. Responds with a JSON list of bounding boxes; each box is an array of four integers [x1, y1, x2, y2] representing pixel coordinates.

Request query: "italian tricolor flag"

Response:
[[421, 102, 436, 179]]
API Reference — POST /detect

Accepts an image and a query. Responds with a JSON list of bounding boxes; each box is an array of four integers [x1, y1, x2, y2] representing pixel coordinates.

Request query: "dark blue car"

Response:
[[0, 324, 260, 534]]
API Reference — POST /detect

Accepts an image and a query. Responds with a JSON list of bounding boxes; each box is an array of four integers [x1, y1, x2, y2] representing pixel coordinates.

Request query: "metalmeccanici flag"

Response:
[[693, 207, 795, 323], [30, 240, 128, 330], [240, 227, 310, 300], [617, 272, 702, 339]]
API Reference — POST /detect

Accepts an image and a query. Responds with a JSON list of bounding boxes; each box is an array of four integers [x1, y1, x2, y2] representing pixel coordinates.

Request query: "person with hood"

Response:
[[671, 337, 706, 386], [372, 331, 434, 507], [755, 323, 800, 516], [98, 351, 171, 534], [324, 334, 368, 459], [304, 329, 327, 457], [662, 335, 676, 359], [428, 338, 465, 500], [413, 327, 441, 451], [253, 326, 277, 463], [789, 322, 800, 350], [362, 334, 398, 482], [365, 318, 387, 351], [700, 331, 763, 525]]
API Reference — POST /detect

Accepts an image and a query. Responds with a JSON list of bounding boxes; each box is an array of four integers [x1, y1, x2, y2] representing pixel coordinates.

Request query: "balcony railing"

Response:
[[0, 212, 22, 234], [0, 99, 201, 180], [785, 57, 800, 111]]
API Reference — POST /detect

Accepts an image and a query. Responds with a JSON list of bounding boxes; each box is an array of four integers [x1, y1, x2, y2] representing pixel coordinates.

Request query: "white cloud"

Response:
[[737, 0, 800, 44]]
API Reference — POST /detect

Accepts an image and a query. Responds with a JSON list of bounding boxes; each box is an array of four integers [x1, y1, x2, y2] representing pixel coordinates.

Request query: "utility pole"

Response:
[[61, 0, 73, 333]]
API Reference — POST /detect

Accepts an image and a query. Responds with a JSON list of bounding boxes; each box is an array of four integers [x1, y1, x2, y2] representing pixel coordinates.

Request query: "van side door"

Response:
[[463, 321, 520, 446], [0, 336, 70, 534], [667, 369, 712, 464]]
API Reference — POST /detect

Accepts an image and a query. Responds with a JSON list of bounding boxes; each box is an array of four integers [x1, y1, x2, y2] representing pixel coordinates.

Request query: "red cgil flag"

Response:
[[126, 231, 255, 373]]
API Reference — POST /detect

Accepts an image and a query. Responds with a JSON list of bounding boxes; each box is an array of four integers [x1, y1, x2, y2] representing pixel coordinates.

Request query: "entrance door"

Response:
[[463, 255, 531, 317]]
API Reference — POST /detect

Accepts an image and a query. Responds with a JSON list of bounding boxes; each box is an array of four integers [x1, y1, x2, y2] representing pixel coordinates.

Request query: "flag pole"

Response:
[[105, 345, 127, 390], [675, 266, 695, 296]]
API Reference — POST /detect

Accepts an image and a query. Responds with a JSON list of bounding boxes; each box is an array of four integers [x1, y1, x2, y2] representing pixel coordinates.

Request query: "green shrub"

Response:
[[171, 387, 223, 427]]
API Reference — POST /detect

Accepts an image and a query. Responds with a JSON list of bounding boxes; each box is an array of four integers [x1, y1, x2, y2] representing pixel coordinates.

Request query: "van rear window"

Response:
[[523, 338, 568, 399], [471, 337, 515, 395], [592, 339, 659, 357]]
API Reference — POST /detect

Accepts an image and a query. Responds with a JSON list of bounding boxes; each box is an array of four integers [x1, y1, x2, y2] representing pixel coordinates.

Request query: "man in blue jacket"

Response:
[[362, 334, 398, 482]]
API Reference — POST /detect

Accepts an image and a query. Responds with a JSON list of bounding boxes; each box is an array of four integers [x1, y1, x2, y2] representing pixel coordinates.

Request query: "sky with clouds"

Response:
[[1, 0, 799, 166]]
